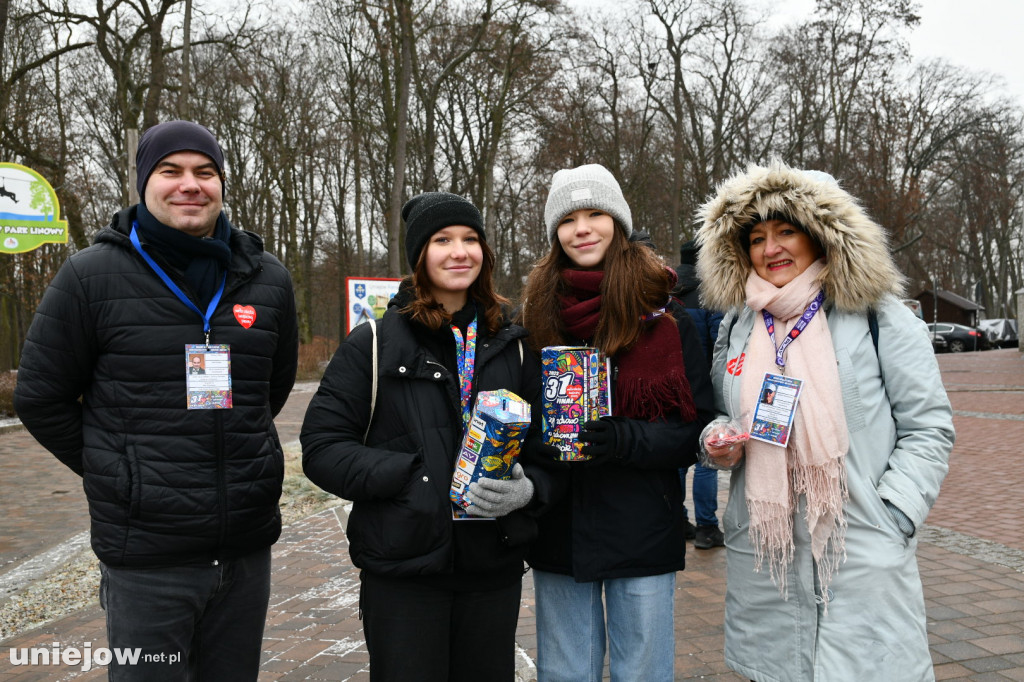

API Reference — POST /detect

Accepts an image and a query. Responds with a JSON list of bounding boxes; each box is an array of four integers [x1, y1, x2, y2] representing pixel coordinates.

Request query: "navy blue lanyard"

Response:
[[762, 290, 825, 369], [130, 223, 226, 347]]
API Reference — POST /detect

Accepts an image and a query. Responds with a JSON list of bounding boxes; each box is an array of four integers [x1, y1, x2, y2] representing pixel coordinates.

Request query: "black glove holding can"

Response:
[[578, 417, 622, 464]]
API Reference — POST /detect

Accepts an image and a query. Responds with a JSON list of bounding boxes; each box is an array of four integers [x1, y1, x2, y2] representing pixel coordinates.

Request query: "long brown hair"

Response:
[[402, 236, 508, 334], [519, 223, 673, 356]]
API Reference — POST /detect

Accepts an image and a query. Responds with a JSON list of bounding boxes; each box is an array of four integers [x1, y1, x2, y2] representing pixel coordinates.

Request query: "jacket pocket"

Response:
[[119, 446, 141, 520], [381, 462, 443, 558], [722, 469, 749, 545], [267, 436, 285, 498], [863, 475, 911, 548], [270, 436, 285, 478], [836, 347, 866, 433]]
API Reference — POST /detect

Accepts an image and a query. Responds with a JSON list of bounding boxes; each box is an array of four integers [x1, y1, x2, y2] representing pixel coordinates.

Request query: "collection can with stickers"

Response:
[[540, 346, 612, 461], [450, 389, 531, 511]]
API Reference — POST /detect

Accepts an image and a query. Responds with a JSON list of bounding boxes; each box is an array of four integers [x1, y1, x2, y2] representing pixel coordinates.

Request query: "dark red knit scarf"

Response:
[[560, 269, 696, 422]]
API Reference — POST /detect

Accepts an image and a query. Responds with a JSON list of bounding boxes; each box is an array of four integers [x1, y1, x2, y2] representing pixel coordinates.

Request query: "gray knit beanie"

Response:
[[402, 192, 485, 270], [544, 164, 632, 244]]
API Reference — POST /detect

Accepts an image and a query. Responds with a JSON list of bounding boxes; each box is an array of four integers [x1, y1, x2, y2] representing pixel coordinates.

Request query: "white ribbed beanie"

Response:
[[544, 164, 633, 243]]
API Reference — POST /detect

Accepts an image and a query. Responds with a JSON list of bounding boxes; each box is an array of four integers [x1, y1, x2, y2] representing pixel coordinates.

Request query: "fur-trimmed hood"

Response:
[[695, 160, 905, 313]]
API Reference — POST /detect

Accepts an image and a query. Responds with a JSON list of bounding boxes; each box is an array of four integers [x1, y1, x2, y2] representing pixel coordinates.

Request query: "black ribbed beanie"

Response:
[[402, 192, 485, 270], [136, 120, 225, 202]]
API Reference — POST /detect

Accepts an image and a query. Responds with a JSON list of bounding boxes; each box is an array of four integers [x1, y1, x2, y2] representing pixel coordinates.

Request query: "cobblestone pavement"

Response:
[[3, 351, 1024, 680]]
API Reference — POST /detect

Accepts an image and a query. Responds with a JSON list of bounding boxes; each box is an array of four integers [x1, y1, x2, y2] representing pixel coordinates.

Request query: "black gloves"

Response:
[[578, 417, 622, 463]]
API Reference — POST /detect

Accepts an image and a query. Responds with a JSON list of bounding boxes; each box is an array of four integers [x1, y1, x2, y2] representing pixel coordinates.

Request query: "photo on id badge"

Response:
[[185, 344, 233, 409], [749, 372, 802, 447]]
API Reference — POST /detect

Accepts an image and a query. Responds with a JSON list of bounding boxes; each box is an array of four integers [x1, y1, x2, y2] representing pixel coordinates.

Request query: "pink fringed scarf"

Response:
[[741, 260, 849, 601], [560, 269, 696, 422]]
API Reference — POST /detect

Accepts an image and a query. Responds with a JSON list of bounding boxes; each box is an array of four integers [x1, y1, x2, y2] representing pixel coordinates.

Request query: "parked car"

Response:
[[926, 322, 990, 353], [930, 334, 948, 353], [977, 318, 1019, 348]]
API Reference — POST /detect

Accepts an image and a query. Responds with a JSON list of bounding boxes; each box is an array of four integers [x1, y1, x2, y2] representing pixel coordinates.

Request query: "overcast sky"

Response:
[[569, 0, 1023, 106], [766, 0, 1024, 106]]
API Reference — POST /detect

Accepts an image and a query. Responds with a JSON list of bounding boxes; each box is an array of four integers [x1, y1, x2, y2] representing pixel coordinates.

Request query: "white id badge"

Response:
[[186, 344, 233, 410], [749, 372, 803, 447]]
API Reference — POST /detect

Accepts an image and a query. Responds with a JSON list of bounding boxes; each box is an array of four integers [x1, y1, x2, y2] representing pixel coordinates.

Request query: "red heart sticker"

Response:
[[233, 304, 256, 329], [726, 353, 745, 376], [565, 385, 583, 401]]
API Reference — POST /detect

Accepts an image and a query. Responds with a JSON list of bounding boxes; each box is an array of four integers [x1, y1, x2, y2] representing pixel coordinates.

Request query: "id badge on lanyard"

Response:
[[186, 344, 233, 409], [749, 291, 823, 446], [749, 372, 803, 447], [130, 224, 233, 410]]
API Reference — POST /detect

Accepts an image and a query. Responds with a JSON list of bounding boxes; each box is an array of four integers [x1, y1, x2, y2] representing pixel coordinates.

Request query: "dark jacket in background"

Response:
[[14, 206, 299, 568], [526, 304, 715, 582], [301, 291, 561, 585], [673, 262, 724, 363]]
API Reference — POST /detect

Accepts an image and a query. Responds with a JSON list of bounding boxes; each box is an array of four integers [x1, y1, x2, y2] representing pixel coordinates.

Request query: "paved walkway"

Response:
[[2, 351, 1024, 680]]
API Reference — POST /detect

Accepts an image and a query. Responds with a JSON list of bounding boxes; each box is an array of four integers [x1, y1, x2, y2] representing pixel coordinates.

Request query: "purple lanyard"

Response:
[[451, 315, 479, 431], [762, 291, 825, 369]]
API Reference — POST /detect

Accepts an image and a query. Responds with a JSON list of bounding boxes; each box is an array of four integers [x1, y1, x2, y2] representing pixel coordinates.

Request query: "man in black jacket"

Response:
[[14, 120, 299, 680]]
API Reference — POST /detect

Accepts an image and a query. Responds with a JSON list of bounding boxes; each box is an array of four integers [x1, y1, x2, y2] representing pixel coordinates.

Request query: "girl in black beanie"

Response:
[[302, 192, 559, 682]]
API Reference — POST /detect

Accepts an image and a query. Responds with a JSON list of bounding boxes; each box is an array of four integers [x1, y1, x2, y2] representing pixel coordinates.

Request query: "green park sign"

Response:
[[0, 162, 68, 254]]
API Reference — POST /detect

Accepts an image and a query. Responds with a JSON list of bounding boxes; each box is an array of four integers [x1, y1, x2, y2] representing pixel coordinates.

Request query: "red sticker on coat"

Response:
[[233, 305, 256, 328], [726, 353, 745, 376]]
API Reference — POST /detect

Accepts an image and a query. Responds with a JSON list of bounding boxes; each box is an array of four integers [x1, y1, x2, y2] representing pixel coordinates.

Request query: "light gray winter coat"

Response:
[[697, 161, 955, 682]]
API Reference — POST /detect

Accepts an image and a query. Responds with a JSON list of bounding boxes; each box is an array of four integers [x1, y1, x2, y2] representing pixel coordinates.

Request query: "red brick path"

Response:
[[3, 352, 1024, 681]]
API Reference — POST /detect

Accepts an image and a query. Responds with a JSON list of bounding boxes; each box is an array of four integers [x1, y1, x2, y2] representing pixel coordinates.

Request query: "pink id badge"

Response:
[[185, 344, 233, 410], [749, 372, 803, 447]]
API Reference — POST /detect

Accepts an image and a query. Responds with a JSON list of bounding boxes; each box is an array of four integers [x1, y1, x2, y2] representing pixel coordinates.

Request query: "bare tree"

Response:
[[779, 0, 919, 176], [409, 0, 494, 192], [637, 0, 714, 245], [357, 0, 415, 276]]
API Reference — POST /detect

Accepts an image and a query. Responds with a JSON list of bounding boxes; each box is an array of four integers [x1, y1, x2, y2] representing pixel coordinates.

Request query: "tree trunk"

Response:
[[0, 0, 9, 70], [387, 0, 413, 277], [179, 0, 191, 118]]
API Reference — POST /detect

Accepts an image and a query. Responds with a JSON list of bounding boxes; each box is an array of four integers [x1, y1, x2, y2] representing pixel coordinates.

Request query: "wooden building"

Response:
[[915, 289, 984, 326]]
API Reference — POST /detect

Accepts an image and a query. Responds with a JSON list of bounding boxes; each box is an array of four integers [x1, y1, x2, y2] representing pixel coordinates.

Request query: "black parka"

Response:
[[14, 206, 299, 567], [301, 295, 561, 579], [527, 303, 715, 582]]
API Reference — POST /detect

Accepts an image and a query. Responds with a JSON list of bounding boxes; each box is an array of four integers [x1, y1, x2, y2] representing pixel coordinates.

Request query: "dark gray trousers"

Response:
[[99, 546, 271, 681]]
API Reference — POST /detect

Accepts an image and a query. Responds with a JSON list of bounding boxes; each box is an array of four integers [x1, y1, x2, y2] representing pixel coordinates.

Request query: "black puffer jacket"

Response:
[[301, 293, 561, 580], [14, 206, 299, 568], [527, 303, 714, 582]]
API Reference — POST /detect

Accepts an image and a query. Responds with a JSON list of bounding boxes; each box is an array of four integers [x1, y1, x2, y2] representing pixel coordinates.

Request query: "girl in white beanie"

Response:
[[520, 164, 714, 682]]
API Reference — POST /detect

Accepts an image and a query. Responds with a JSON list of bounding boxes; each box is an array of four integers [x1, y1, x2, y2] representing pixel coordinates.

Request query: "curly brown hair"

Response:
[[518, 223, 673, 356], [401, 236, 508, 334]]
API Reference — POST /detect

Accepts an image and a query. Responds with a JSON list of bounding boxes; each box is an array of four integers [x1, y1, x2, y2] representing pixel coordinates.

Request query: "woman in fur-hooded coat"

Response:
[[696, 161, 955, 681]]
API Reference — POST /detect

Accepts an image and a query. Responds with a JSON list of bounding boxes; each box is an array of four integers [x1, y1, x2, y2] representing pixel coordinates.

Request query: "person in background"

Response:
[[672, 238, 726, 549], [698, 160, 954, 681], [14, 120, 299, 680], [301, 192, 557, 682], [519, 164, 714, 682]]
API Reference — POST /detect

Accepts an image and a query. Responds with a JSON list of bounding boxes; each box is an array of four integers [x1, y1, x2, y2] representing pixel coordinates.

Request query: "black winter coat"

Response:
[[527, 304, 715, 582], [14, 206, 299, 567], [301, 297, 561, 580]]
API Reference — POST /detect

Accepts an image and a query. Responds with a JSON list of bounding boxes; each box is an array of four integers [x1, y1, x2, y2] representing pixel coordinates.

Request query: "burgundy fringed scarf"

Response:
[[560, 269, 696, 422]]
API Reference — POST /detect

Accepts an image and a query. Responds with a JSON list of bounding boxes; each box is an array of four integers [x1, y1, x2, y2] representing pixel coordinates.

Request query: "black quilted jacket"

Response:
[[301, 293, 562, 579], [14, 206, 298, 567]]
